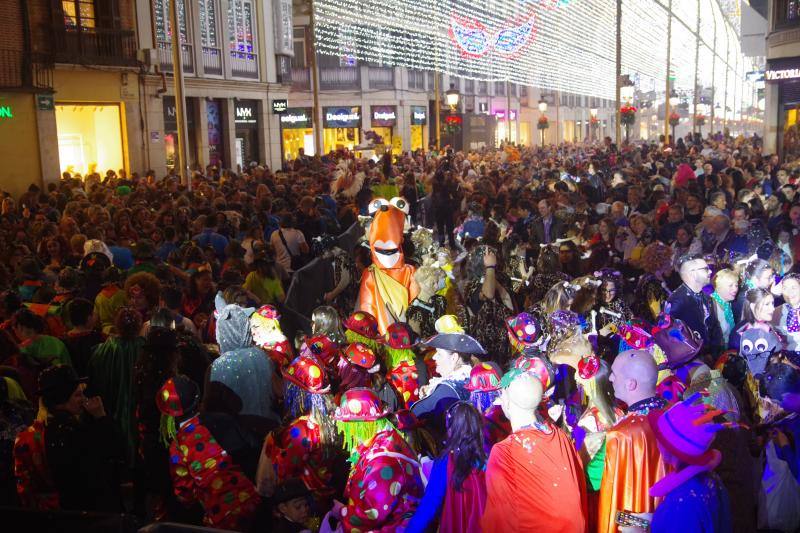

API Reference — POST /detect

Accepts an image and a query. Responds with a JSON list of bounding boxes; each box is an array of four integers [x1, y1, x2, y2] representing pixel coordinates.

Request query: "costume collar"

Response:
[[628, 395, 666, 415]]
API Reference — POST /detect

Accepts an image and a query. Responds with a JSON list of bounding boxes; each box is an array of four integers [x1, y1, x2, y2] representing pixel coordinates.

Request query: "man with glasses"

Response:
[[666, 255, 723, 351]]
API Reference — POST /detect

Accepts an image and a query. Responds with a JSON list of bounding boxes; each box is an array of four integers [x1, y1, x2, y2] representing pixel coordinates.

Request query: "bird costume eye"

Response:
[[368, 198, 389, 215], [390, 197, 409, 215]]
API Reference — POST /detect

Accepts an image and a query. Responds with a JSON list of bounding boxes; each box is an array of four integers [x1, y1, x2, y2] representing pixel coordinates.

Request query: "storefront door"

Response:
[[55, 103, 125, 176]]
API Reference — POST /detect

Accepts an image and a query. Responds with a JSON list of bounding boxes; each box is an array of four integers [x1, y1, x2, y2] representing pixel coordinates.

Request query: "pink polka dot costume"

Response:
[[383, 323, 422, 407], [334, 388, 423, 532], [263, 415, 333, 497]]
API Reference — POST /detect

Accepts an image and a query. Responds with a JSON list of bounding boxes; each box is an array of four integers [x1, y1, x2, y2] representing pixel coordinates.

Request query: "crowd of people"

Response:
[[1, 130, 799, 533]]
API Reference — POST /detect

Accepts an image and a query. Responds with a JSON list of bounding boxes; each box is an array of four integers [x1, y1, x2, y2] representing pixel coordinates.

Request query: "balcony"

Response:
[[368, 67, 395, 89], [51, 28, 137, 66], [291, 67, 310, 90], [202, 47, 222, 76], [0, 49, 53, 90], [230, 51, 259, 79], [319, 67, 359, 90], [157, 41, 194, 74]]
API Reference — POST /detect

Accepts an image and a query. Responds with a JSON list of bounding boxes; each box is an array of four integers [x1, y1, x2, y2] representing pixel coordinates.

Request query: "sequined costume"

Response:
[[633, 274, 671, 324], [461, 279, 513, 366], [340, 428, 423, 532], [169, 414, 261, 531]]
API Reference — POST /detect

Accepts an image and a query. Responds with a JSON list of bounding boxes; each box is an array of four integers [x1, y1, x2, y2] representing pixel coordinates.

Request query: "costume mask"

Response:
[[368, 197, 408, 269], [739, 326, 781, 376]]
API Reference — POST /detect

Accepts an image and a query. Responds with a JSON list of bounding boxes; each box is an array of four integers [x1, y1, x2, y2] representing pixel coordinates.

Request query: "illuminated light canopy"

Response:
[[313, 0, 756, 115]]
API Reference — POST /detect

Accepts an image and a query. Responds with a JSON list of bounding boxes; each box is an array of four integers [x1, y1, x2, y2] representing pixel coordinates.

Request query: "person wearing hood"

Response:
[[209, 292, 279, 434]]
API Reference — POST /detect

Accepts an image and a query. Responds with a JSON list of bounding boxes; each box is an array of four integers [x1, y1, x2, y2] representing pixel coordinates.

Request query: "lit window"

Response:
[[228, 0, 255, 56], [62, 0, 95, 29], [199, 0, 218, 48], [154, 0, 189, 43]]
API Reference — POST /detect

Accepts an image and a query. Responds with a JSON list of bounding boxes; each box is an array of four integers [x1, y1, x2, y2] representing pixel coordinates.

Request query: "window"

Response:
[[409, 70, 424, 90], [495, 81, 505, 95], [292, 27, 306, 68], [465, 78, 474, 94], [520, 85, 528, 97], [478, 80, 487, 95], [62, 0, 96, 29], [228, 0, 255, 55], [199, 0, 218, 48], [777, 0, 800, 28], [154, 0, 188, 43]]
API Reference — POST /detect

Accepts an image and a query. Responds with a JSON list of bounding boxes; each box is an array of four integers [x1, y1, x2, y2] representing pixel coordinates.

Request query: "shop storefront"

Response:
[[767, 57, 800, 160], [410, 105, 427, 151], [163, 96, 197, 170], [206, 98, 225, 168], [323, 106, 361, 153], [234, 99, 260, 168], [55, 102, 125, 176], [370, 105, 398, 153], [280, 107, 314, 160], [493, 109, 518, 145]]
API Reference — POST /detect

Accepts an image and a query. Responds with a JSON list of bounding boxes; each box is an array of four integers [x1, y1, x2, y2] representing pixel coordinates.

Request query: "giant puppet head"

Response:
[[367, 197, 409, 269]]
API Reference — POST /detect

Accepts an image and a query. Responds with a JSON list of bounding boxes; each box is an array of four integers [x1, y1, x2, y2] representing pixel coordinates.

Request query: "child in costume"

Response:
[[383, 322, 425, 407], [258, 353, 342, 500], [334, 388, 423, 532], [343, 310, 383, 351], [465, 361, 510, 445], [158, 375, 261, 531], [250, 304, 293, 368]]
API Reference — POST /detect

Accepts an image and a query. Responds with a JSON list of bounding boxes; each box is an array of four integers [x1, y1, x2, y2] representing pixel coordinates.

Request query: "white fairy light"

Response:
[[312, 0, 750, 101]]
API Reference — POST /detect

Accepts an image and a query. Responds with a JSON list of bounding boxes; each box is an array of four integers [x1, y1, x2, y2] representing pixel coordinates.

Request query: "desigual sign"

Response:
[[371, 105, 397, 127], [323, 106, 361, 128], [280, 107, 313, 128]]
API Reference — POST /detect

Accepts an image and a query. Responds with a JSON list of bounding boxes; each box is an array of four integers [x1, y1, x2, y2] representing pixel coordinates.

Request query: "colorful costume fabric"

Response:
[[340, 428, 423, 532], [357, 197, 419, 334], [481, 423, 588, 532], [597, 401, 666, 533], [263, 416, 333, 496], [13, 420, 59, 510], [388, 361, 421, 407], [169, 414, 261, 531], [651, 472, 732, 533]]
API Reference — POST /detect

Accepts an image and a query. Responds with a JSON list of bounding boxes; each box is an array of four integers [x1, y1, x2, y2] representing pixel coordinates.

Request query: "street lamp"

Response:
[[669, 89, 679, 107], [445, 83, 460, 148], [538, 99, 548, 113], [590, 108, 598, 143], [538, 99, 548, 145], [620, 85, 634, 103], [445, 84, 460, 112]]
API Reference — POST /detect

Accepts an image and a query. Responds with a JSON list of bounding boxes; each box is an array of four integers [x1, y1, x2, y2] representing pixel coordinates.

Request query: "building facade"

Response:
[[764, 0, 800, 159]]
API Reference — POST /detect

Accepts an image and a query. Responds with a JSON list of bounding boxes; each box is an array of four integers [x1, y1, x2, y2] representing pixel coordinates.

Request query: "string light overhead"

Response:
[[313, 0, 755, 115]]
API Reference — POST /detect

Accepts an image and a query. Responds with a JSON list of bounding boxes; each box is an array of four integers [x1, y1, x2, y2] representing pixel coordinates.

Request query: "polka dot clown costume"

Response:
[[264, 355, 340, 499], [157, 376, 261, 531], [250, 304, 293, 368], [343, 311, 383, 352], [383, 322, 422, 407], [334, 388, 423, 532]]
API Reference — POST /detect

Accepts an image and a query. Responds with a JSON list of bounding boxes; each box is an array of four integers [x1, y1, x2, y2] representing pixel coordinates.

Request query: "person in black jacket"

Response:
[[431, 170, 459, 248], [666, 255, 723, 352], [40, 365, 124, 512]]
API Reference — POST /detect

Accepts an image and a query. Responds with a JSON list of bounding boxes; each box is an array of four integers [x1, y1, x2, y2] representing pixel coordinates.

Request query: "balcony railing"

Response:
[[157, 41, 194, 73], [202, 46, 222, 76], [368, 67, 394, 89], [319, 67, 359, 90], [51, 28, 137, 66], [291, 67, 310, 90], [0, 49, 53, 90], [230, 51, 258, 79]]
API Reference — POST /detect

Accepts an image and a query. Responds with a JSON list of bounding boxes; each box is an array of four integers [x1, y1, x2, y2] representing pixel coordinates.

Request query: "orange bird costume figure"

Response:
[[358, 197, 419, 334]]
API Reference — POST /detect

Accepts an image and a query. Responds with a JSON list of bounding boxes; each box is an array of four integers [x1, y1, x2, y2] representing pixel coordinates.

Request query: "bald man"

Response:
[[597, 350, 667, 533], [482, 370, 588, 532]]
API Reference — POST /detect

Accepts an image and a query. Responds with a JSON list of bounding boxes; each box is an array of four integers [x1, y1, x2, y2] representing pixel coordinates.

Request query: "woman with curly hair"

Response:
[[633, 241, 676, 323], [87, 307, 145, 466], [124, 272, 161, 324], [406, 402, 488, 533]]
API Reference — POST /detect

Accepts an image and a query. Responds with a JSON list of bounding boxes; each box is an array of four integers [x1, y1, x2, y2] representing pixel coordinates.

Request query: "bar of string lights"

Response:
[[313, 0, 753, 110]]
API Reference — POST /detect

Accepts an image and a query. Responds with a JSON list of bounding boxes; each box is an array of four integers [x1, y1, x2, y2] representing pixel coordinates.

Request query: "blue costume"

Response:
[[651, 472, 732, 533]]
